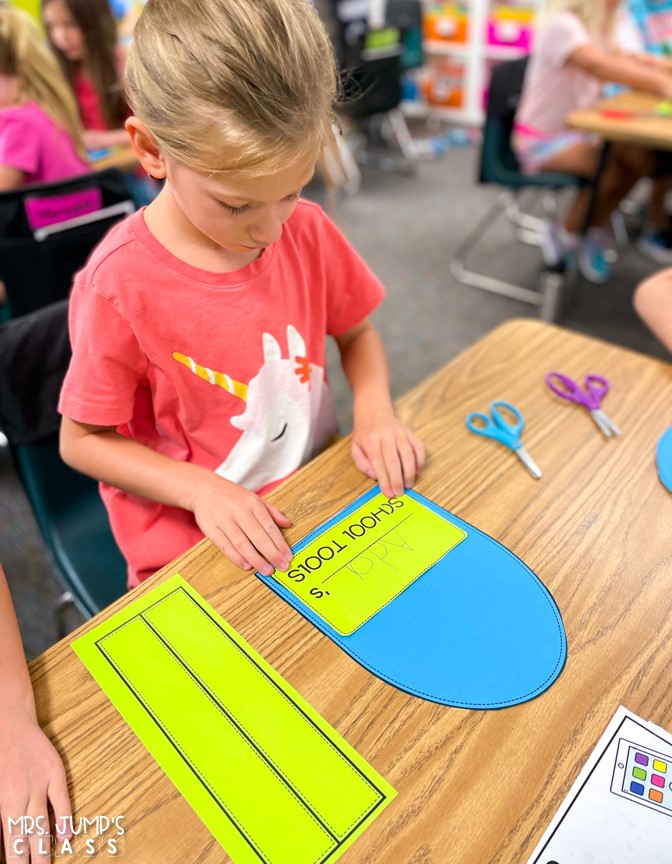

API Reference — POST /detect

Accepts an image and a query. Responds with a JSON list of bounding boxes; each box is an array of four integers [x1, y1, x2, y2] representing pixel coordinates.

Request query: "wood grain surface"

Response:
[[28, 319, 672, 863], [568, 91, 672, 150]]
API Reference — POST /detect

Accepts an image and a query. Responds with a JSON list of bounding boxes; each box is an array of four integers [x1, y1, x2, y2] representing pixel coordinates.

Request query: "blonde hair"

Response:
[[125, 0, 338, 177], [0, 5, 85, 158], [542, 0, 617, 41]]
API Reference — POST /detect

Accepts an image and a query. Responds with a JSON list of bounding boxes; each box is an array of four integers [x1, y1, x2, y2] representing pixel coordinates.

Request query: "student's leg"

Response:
[[537, 142, 654, 282], [634, 267, 672, 352], [543, 142, 651, 231]]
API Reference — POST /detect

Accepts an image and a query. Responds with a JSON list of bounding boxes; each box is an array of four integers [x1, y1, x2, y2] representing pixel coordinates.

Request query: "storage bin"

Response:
[[423, 5, 468, 43]]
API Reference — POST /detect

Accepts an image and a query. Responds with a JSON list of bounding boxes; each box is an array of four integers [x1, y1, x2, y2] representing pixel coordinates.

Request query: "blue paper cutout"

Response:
[[258, 488, 567, 709], [656, 426, 672, 493]]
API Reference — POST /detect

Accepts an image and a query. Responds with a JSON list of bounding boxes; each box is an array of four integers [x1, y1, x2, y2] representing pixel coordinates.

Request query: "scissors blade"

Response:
[[516, 446, 542, 479], [594, 409, 621, 437], [589, 410, 614, 437]]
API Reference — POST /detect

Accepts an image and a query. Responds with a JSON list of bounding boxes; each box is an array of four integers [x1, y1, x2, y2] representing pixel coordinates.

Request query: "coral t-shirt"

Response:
[[59, 201, 385, 587], [515, 12, 604, 136], [0, 103, 89, 185]]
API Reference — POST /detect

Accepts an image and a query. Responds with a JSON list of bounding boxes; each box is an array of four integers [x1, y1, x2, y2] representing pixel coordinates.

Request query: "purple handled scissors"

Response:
[[545, 372, 621, 438]]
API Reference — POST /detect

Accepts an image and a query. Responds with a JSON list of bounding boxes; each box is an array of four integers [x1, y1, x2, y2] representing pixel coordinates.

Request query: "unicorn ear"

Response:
[[262, 332, 282, 360], [286, 324, 306, 358]]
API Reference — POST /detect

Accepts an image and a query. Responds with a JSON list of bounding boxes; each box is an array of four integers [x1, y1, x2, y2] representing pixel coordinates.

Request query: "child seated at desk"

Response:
[[0, 5, 90, 313], [58, 0, 425, 589], [0, 6, 89, 190], [0, 565, 72, 860], [513, 0, 672, 283]]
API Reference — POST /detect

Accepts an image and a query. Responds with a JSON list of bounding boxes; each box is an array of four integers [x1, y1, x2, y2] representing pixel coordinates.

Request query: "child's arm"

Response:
[[0, 566, 72, 858], [59, 418, 293, 576], [634, 268, 672, 352], [567, 43, 672, 99], [335, 318, 425, 497]]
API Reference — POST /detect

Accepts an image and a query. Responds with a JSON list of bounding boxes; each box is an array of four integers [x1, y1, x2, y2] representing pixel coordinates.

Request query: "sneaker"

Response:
[[637, 228, 672, 265], [578, 232, 611, 283], [541, 221, 577, 269]]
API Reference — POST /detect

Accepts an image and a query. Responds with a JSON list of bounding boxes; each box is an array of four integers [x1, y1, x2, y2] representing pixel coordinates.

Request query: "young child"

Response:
[[617, 0, 672, 262], [41, 0, 129, 153], [0, 565, 72, 861], [634, 266, 672, 349], [0, 5, 89, 190], [59, 0, 425, 589], [513, 0, 672, 283]]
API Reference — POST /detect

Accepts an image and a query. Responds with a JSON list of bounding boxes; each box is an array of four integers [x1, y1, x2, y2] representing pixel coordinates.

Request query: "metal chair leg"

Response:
[[55, 590, 75, 640], [451, 190, 567, 321], [451, 194, 545, 305]]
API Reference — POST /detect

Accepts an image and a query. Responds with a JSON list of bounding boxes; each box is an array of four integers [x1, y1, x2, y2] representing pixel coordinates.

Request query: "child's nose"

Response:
[[249, 210, 283, 246]]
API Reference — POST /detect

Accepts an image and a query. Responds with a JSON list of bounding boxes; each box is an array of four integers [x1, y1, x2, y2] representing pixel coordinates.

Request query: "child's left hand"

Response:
[[351, 408, 425, 498]]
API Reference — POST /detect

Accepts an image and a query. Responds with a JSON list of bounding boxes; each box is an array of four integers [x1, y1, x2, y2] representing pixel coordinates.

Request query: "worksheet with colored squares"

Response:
[[72, 575, 396, 864], [528, 707, 672, 863], [611, 740, 672, 815]]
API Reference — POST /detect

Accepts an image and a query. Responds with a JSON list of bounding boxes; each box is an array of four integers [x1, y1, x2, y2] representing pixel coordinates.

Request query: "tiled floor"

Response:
[[2, 141, 668, 660]]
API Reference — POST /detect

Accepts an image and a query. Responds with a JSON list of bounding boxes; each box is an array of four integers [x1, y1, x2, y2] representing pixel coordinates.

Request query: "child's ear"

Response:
[[125, 116, 167, 179]]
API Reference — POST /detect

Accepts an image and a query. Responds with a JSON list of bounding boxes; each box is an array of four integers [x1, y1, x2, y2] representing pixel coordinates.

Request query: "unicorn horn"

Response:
[[173, 353, 248, 401]]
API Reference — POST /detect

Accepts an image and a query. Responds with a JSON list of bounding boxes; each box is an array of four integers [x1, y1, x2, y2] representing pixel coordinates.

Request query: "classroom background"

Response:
[[1, 0, 670, 659]]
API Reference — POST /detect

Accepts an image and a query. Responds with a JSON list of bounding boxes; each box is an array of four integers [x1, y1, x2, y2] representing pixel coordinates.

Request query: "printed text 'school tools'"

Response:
[[545, 372, 621, 438], [466, 400, 542, 479]]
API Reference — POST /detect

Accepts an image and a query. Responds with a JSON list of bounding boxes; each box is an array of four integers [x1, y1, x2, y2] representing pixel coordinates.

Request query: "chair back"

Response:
[[0, 300, 127, 617], [0, 168, 134, 318], [479, 57, 581, 190], [479, 57, 529, 186], [385, 0, 424, 69]]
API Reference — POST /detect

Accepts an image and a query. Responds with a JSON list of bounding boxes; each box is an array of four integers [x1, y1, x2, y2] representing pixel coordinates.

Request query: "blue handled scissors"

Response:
[[545, 372, 621, 438], [465, 400, 542, 479]]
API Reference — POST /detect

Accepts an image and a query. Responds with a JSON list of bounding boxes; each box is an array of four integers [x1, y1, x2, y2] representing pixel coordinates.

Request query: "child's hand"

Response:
[[190, 475, 293, 576], [0, 705, 72, 862], [351, 408, 425, 498]]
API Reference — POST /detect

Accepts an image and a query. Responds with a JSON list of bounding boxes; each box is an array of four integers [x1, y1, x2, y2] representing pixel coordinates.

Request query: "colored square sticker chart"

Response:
[[268, 492, 467, 635], [72, 574, 396, 864], [527, 705, 672, 863]]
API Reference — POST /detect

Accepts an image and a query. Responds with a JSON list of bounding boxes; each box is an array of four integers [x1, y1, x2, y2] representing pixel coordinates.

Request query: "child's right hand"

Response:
[[190, 475, 293, 576], [0, 704, 72, 862]]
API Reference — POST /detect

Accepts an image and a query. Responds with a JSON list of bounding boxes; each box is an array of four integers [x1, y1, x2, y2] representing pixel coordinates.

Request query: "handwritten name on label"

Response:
[[271, 493, 467, 635]]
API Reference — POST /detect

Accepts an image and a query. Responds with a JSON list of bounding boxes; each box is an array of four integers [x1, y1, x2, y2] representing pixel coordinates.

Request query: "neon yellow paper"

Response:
[[72, 575, 396, 864], [271, 493, 467, 635]]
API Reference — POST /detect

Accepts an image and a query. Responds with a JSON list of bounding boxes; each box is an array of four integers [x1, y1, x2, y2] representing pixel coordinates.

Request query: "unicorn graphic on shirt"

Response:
[[173, 324, 336, 490]]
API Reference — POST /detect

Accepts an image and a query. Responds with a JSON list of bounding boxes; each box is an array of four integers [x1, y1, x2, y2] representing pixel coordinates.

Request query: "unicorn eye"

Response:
[[270, 422, 288, 442]]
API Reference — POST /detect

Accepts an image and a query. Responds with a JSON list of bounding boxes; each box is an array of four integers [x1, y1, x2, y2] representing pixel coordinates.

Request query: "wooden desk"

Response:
[[29, 320, 672, 863], [568, 90, 672, 151]]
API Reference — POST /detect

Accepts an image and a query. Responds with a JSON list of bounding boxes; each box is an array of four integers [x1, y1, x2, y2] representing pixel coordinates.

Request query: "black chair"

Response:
[[450, 57, 581, 320], [336, 16, 419, 171], [386, 0, 424, 70], [0, 168, 134, 319], [0, 299, 127, 633]]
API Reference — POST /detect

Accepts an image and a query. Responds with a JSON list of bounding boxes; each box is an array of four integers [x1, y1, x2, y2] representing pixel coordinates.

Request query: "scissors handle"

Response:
[[545, 371, 609, 411], [465, 400, 524, 449]]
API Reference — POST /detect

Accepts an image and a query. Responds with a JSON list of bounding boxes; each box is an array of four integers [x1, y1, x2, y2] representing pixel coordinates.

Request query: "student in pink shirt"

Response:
[[513, 0, 672, 282], [0, 6, 89, 189], [59, 0, 425, 588], [41, 0, 129, 153]]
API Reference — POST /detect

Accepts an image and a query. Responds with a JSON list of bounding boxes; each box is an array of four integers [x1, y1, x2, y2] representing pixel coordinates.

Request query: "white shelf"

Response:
[[424, 40, 471, 57], [421, 0, 544, 126]]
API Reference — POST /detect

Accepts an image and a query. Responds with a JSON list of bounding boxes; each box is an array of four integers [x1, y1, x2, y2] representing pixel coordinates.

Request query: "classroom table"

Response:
[[27, 319, 672, 863], [568, 90, 672, 151]]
